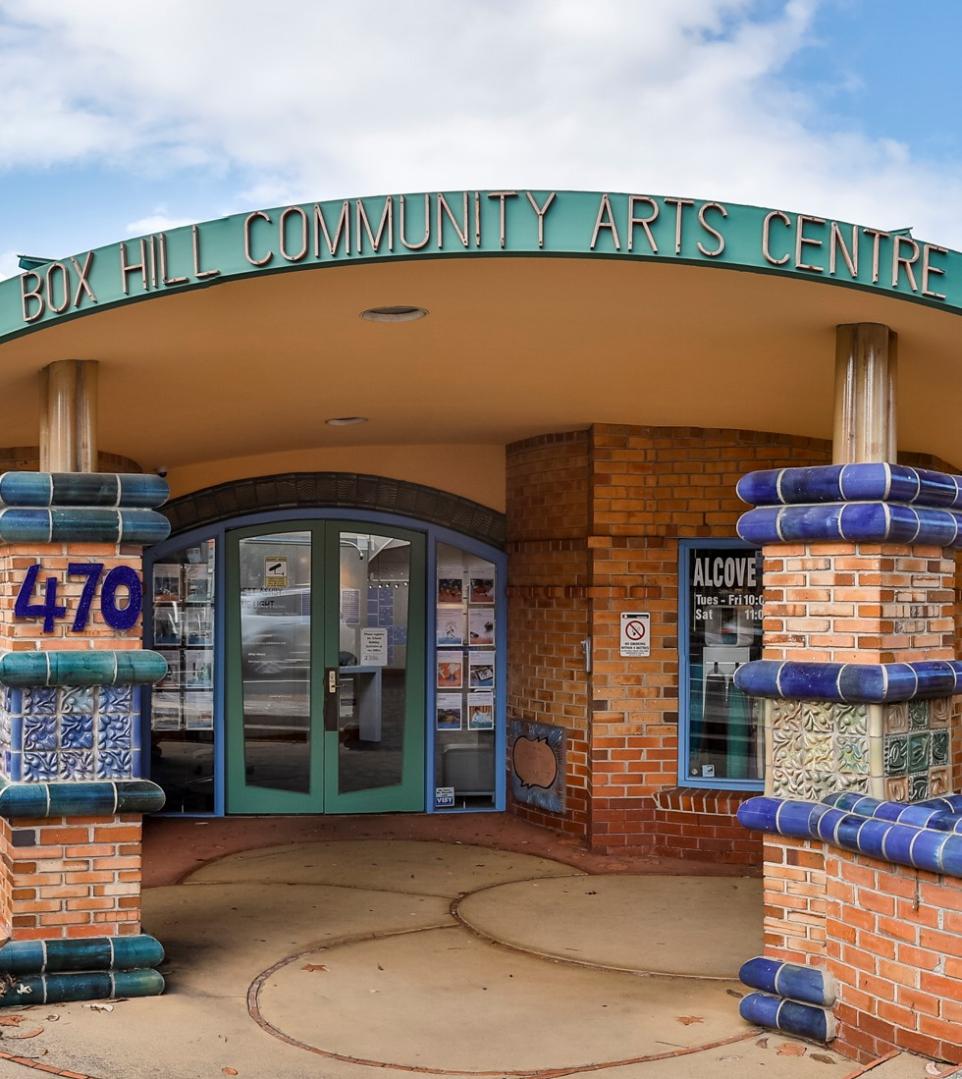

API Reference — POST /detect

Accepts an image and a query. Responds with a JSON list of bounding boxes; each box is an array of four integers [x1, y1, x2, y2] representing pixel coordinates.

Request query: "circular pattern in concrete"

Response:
[[253, 924, 748, 1074], [456, 874, 763, 978], [185, 838, 582, 897]]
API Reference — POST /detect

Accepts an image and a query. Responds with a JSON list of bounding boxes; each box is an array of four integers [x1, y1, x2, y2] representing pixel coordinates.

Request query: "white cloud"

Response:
[[125, 210, 195, 236], [0, 1, 960, 244], [0, 250, 19, 280]]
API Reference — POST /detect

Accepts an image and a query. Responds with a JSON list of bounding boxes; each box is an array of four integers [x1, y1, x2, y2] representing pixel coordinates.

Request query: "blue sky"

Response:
[[0, 1, 959, 276]]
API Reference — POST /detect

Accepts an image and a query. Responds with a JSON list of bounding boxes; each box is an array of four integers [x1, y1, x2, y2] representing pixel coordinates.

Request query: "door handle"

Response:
[[324, 667, 339, 731]]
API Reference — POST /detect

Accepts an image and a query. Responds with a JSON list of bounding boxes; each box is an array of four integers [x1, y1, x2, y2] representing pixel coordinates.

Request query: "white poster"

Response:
[[341, 588, 360, 626], [360, 627, 388, 666]]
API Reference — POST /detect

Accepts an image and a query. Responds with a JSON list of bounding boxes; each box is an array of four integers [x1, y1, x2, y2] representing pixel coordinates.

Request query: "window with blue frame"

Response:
[[144, 508, 507, 816], [680, 541, 764, 788], [148, 538, 217, 813]]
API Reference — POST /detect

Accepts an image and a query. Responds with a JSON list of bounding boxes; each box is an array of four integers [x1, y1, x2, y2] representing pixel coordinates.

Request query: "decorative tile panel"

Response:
[[766, 697, 951, 803], [0, 684, 141, 782]]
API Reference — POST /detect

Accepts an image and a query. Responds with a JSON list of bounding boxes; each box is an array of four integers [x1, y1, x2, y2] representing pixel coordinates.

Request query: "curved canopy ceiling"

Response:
[[0, 190, 960, 469]]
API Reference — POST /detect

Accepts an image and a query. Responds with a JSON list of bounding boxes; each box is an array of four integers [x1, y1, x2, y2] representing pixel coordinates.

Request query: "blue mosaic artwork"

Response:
[[0, 684, 141, 782]]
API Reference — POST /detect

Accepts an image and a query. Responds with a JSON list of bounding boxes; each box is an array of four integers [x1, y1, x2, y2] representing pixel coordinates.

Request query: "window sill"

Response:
[[656, 786, 760, 816]]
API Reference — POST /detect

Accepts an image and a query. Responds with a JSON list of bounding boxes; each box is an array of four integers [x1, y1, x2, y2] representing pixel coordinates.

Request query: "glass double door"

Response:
[[226, 520, 425, 813]]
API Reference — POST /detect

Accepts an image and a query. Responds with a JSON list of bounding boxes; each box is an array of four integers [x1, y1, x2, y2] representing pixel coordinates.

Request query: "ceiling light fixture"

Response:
[[360, 305, 428, 323], [325, 416, 368, 427]]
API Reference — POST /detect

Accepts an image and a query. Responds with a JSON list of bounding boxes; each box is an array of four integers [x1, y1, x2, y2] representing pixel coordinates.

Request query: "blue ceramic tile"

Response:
[[837, 665, 887, 703], [118, 473, 169, 509], [60, 715, 94, 750], [99, 715, 131, 751], [118, 508, 171, 544], [61, 687, 94, 715], [96, 749, 132, 779], [22, 688, 57, 715], [835, 814, 864, 852], [101, 686, 133, 714], [0, 471, 53, 507], [23, 752, 58, 781], [883, 824, 917, 867], [23, 716, 57, 752], [49, 507, 121, 542], [856, 819, 890, 862], [50, 473, 120, 507], [59, 752, 95, 781]]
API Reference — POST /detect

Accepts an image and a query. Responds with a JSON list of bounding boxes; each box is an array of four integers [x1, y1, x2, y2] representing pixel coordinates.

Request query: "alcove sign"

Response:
[[620, 612, 650, 658]]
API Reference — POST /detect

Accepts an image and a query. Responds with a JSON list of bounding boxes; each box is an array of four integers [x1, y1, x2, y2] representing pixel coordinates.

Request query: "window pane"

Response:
[[685, 546, 764, 783], [149, 539, 216, 813], [239, 532, 311, 793], [434, 542, 497, 809]]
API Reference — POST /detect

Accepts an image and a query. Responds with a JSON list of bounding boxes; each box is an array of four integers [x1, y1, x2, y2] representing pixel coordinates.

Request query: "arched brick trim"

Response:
[[162, 472, 506, 548]]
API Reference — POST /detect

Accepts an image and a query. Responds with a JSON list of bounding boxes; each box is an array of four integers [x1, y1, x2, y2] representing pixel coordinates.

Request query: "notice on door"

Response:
[[620, 612, 650, 657], [264, 555, 288, 589], [360, 627, 389, 666]]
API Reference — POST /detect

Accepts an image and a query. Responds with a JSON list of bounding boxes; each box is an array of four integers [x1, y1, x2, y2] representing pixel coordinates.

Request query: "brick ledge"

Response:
[[655, 786, 758, 816]]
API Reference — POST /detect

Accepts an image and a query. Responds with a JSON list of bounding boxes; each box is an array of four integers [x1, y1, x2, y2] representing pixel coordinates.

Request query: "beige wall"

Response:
[[166, 443, 507, 512]]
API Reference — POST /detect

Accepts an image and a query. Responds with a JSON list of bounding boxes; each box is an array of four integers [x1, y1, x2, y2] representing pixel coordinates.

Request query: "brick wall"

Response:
[[506, 425, 962, 860], [0, 543, 143, 653], [507, 432, 591, 835], [762, 543, 956, 663], [0, 815, 144, 941], [762, 833, 962, 1064], [507, 425, 828, 858]]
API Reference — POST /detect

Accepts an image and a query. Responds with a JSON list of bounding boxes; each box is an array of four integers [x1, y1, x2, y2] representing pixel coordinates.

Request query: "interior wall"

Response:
[[165, 444, 506, 512]]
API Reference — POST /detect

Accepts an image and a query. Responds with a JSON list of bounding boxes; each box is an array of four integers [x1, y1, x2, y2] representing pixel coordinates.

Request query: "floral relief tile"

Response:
[[100, 686, 133, 714], [60, 714, 94, 750], [23, 715, 57, 752], [22, 688, 57, 716], [96, 749, 132, 779], [836, 735, 869, 774], [60, 687, 94, 715], [59, 751, 95, 781], [835, 705, 868, 736], [802, 732, 834, 770], [23, 752, 58, 781], [99, 715, 131, 752], [801, 702, 834, 733]]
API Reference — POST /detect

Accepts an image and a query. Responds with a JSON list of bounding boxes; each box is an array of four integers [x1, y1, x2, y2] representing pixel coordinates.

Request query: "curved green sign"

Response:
[[0, 189, 955, 343]]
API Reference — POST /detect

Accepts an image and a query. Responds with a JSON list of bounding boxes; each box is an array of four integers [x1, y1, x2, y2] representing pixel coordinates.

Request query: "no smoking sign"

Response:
[[620, 612, 651, 657]]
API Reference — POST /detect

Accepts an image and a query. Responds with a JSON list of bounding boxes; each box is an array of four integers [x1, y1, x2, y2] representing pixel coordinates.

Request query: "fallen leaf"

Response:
[[811, 1053, 836, 1064], [376, 964, 384, 971], [755, 1037, 769, 1049], [0, 1016, 23, 1027], [4, 1027, 43, 1040], [675, 1016, 704, 1026], [85, 1003, 113, 1013], [223, 1069, 239, 1076], [302, 964, 328, 973], [776, 1042, 806, 1057], [725, 989, 743, 998]]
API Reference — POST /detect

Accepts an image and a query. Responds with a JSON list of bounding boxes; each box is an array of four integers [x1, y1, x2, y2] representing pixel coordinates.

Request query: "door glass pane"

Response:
[[337, 532, 410, 793], [239, 531, 311, 793], [149, 539, 216, 813], [433, 543, 497, 809]]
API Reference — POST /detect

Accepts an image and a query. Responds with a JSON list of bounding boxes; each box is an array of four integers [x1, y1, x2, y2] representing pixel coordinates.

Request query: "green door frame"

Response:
[[225, 518, 425, 814]]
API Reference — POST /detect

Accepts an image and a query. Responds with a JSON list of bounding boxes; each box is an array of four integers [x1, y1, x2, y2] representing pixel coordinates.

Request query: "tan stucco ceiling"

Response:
[[0, 256, 958, 470]]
